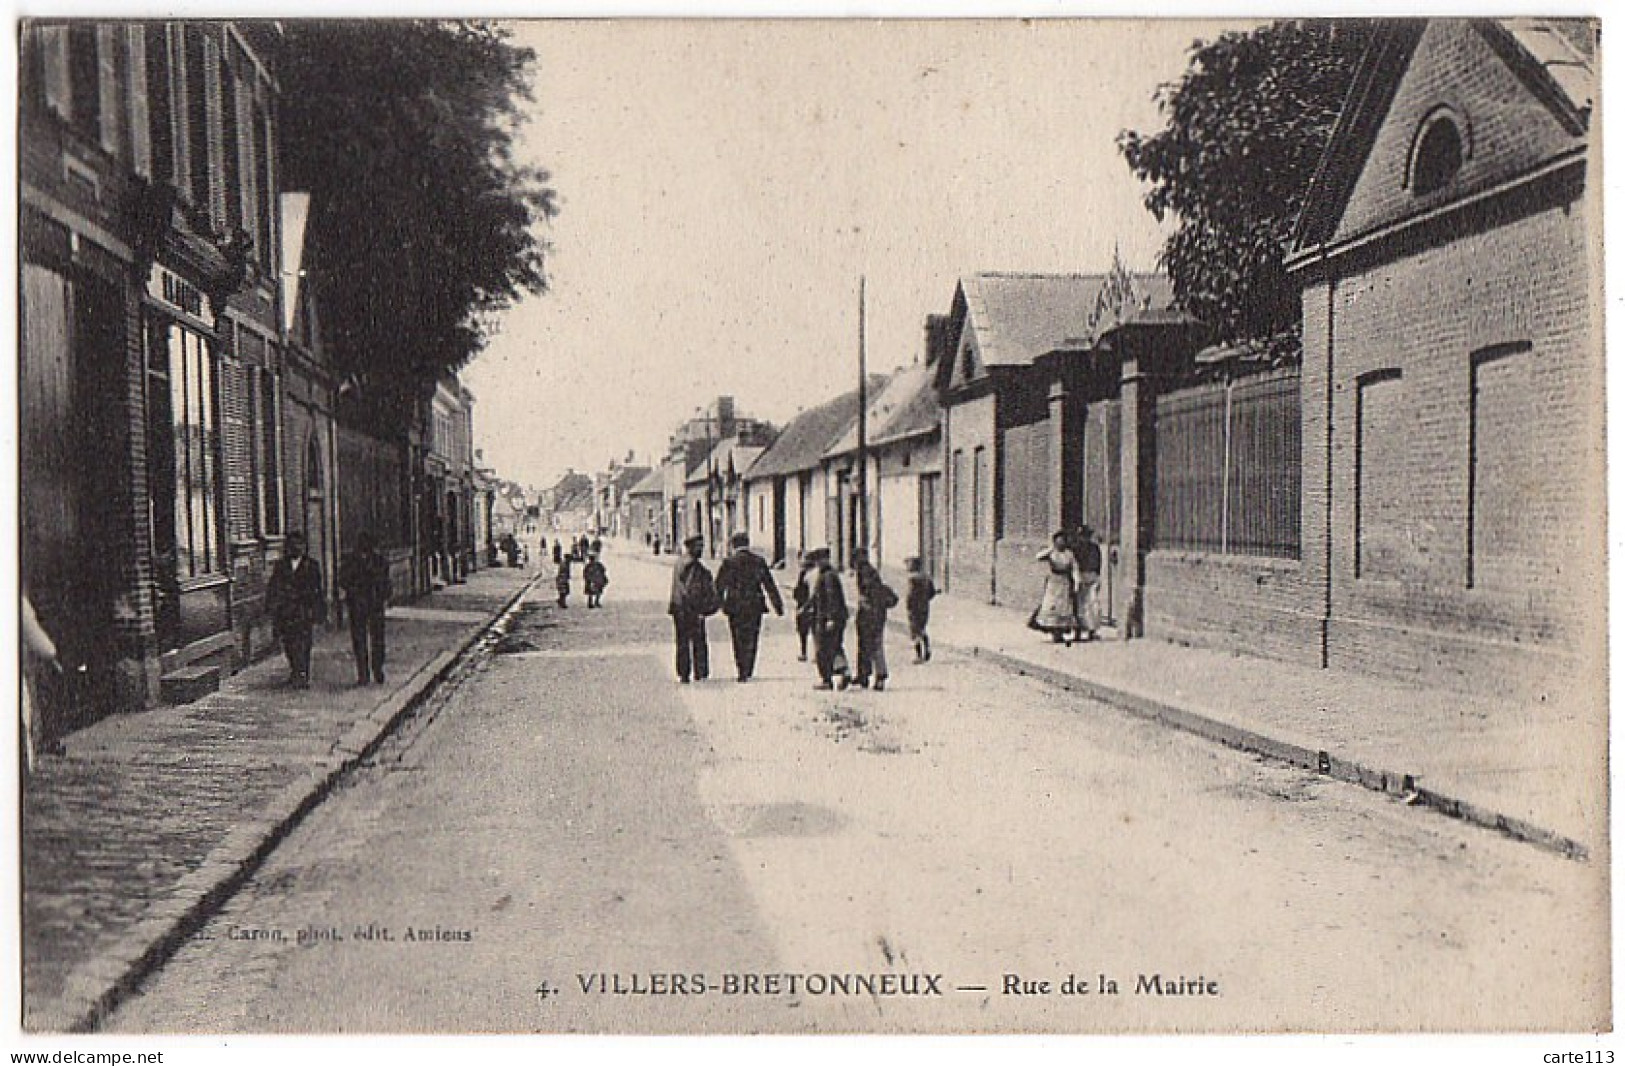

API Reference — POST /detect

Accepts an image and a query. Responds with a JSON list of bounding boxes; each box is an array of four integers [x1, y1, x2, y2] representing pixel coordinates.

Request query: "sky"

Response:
[[464, 19, 1257, 489]]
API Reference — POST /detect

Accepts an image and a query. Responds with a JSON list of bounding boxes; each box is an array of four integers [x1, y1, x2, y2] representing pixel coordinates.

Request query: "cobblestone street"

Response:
[[21, 566, 536, 1031]]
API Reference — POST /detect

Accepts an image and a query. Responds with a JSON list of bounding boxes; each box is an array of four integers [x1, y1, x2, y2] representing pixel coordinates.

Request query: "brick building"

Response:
[[21, 22, 287, 720], [935, 272, 1174, 613], [1276, 18, 1601, 693]]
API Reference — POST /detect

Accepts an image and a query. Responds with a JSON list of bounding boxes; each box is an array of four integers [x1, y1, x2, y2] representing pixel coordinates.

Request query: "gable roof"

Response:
[[826, 361, 940, 457], [1294, 18, 1594, 255], [628, 467, 665, 497], [957, 272, 1173, 370], [744, 378, 885, 480]]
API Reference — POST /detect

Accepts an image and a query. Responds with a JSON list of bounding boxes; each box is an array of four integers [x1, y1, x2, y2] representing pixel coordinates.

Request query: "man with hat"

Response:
[[265, 531, 325, 688], [808, 547, 851, 691], [714, 532, 784, 682], [668, 533, 718, 683]]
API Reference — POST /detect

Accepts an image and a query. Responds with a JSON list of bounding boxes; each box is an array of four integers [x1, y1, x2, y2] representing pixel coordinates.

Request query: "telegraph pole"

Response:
[[856, 275, 868, 553]]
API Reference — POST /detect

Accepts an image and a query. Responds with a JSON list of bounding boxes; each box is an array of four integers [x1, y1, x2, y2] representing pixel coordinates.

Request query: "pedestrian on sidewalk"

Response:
[[266, 531, 325, 688], [669, 534, 719, 683], [555, 552, 573, 608], [904, 556, 937, 663], [340, 531, 391, 685], [792, 552, 817, 662], [552, 541, 563, 568], [852, 548, 897, 690], [715, 532, 784, 682], [583, 551, 609, 608], [1074, 525, 1103, 643], [1029, 530, 1082, 646], [21, 591, 69, 772], [809, 548, 851, 691]]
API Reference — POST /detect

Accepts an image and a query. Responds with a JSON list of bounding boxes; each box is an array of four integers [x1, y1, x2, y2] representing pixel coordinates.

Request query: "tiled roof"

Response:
[[963, 272, 1173, 368], [826, 361, 940, 456], [1501, 18, 1595, 115], [627, 468, 665, 496], [744, 378, 885, 480]]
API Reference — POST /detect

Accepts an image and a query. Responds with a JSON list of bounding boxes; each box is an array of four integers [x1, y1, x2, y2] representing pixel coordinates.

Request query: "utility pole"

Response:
[[856, 275, 868, 554]]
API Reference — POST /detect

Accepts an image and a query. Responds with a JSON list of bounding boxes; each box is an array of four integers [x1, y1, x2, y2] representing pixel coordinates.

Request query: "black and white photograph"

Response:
[[9, 10, 1611, 1050]]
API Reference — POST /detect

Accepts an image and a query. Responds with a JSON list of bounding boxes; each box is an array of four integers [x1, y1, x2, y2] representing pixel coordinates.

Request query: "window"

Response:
[[66, 25, 101, 139], [951, 448, 966, 537], [145, 25, 175, 186], [1411, 112, 1464, 196], [253, 105, 273, 270], [184, 25, 210, 212], [152, 322, 223, 578], [221, 63, 242, 232], [250, 365, 282, 535], [972, 445, 989, 541]]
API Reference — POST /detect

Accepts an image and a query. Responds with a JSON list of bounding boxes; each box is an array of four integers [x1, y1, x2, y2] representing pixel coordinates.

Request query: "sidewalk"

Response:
[[904, 592, 1604, 861], [21, 564, 539, 1033]]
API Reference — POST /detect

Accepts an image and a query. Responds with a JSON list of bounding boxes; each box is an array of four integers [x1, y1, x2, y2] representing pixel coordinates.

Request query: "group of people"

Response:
[[667, 532, 938, 691], [1029, 525, 1104, 646], [552, 535, 609, 609]]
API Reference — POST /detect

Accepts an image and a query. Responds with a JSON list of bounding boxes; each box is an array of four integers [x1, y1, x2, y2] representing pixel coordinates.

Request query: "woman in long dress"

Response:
[[1030, 530, 1081, 645]]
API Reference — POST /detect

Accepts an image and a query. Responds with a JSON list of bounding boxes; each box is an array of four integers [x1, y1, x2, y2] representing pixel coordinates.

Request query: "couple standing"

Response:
[[1030, 526, 1103, 646], [668, 532, 783, 683]]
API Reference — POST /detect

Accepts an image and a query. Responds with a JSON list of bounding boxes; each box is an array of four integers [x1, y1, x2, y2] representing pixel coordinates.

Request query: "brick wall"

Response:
[[1143, 552, 1322, 666], [1320, 200, 1598, 693], [942, 392, 996, 600]]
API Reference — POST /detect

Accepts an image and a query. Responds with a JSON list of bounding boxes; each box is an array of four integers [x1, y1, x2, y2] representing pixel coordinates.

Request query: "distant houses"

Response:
[[541, 17, 1597, 700]]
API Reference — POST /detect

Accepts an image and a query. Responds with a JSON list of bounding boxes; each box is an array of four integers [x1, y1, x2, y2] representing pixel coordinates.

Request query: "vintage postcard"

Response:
[[11, 14, 1610, 1043]]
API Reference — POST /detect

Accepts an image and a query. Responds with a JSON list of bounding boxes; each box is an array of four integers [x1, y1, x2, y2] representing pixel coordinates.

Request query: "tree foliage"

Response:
[[281, 21, 557, 415], [1118, 21, 1375, 357]]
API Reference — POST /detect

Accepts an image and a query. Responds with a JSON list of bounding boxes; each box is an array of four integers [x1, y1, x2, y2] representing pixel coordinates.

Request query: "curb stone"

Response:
[[41, 573, 542, 1034], [893, 620, 1589, 862]]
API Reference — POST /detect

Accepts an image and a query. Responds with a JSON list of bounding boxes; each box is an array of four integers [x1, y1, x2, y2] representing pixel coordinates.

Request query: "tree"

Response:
[[1118, 21, 1375, 358], [281, 21, 558, 418]]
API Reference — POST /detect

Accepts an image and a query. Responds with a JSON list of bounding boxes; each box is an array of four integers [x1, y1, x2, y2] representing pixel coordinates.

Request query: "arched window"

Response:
[[1410, 112, 1465, 196]]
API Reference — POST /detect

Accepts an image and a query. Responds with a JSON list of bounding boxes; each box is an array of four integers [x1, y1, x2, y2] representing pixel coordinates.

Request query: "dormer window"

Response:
[[1410, 110, 1465, 196]]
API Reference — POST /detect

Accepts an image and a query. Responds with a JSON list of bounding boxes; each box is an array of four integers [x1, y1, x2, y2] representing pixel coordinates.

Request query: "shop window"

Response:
[[152, 322, 223, 579]]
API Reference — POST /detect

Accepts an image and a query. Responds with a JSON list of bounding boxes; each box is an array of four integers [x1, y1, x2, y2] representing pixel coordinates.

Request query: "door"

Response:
[[1080, 399, 1122, 624]]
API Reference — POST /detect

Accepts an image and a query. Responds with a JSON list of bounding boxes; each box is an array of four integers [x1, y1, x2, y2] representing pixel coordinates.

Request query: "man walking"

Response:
[[715, 532, 784, 682], [809, 548, 851, 691], [340, 531, 391, 685], [266, 531, 324, 688], [668, 534, 718, 683], [851, 547, 897, 691]]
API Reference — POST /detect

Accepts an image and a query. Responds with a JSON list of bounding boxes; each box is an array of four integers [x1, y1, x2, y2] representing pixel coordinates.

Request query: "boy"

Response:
[[792, 552, 817, 662], [555, 554, 573, 608], [905, 556, 937, 663], [583, 552, 609, 608]]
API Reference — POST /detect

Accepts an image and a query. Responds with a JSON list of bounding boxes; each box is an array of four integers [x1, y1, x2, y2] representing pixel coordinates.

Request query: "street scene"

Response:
[[15, 16, 1608, 1039]]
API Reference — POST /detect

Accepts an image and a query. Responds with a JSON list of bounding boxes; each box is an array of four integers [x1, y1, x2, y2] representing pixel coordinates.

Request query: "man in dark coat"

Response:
[[668, 534, 716, 683], [266, 531, 325, 688], [851, 547, 897, 691], [809, 548, 850, 691], [714, 532, 784, 682], [340, 531, 391, 685]]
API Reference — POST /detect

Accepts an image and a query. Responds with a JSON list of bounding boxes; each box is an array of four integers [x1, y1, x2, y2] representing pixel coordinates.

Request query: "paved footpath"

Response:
[[21, 564, 538, 1033], [885, 589, 1605, 861]]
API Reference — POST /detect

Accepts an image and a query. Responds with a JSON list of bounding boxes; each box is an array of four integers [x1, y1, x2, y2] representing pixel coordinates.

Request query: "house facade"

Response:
[[1279, 18, 1600, 693], [21, 22, 288, 719]]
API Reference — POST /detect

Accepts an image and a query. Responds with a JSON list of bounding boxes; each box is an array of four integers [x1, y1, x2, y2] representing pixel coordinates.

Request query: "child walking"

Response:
[[555, 554, 573, 608], [905, 556, 937, 663], [583, 552, 609, 608], [792, 552, 817, 662]]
